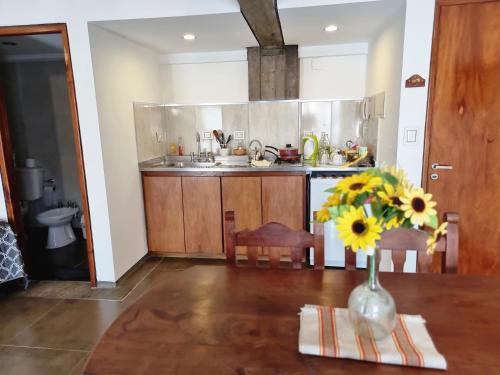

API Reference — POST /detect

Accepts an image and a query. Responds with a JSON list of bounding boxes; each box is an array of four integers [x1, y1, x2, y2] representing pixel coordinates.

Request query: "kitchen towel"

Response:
[[299, 305, 446, 370]]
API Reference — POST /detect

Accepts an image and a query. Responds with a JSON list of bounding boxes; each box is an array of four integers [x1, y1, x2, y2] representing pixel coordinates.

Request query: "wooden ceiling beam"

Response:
[[238, 0, 284, 48]]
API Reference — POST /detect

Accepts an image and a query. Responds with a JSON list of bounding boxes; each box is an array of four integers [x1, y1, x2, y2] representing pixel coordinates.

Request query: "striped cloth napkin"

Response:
[[299, 305, 447, 370]]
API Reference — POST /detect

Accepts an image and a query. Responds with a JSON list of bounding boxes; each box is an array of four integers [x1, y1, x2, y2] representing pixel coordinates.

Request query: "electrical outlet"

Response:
[[303, 131, 313, 137], [234, 130, 245, 140], [405, 129, 418, 143], [203, 131, 212, 140]]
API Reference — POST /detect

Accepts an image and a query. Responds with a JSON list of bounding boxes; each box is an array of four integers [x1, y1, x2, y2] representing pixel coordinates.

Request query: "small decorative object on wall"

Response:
[[405, 74, 426, 88], [316, 166, 448, 340]]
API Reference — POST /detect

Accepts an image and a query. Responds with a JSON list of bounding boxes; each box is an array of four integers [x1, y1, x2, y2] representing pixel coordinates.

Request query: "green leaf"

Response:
[[371, 201, 383, 217], [327, 206, 339, 220], [353, 192, 370, 207], [381, 172, 398, 185], [425, 214, 438, 229], [401, 219, 414, 229], [338, 204, 351, 217], [325, 187, 337, 194]]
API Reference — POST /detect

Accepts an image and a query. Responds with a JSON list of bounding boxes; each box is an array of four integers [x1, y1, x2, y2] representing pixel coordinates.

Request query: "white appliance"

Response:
[[309, 177, 367, 268]]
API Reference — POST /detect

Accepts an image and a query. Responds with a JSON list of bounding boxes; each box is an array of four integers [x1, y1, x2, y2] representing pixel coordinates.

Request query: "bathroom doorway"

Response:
[[0, 24, 96, 287]]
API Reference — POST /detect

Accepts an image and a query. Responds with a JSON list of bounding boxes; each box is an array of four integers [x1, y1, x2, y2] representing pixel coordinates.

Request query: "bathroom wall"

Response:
[[1, 60, 82, 211], [133, 99, 379, 161]]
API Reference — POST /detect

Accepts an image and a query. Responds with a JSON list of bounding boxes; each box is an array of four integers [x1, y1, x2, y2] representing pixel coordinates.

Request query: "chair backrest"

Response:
[[224, 211, 324, 269], [345, 212, 459, 273]]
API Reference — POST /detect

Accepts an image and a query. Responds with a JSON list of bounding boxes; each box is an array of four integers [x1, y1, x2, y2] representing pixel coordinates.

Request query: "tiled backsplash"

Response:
[[133, 100, 378, 162]]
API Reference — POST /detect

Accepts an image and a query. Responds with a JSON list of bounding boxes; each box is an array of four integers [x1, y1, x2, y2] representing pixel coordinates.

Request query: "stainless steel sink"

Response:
[[150, 160, 221, 168]]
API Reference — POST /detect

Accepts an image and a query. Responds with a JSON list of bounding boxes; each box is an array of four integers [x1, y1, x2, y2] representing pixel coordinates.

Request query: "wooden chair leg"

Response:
[[269, 247, 280, 268], [313, 221, 325, 270], [224, 211, 236, 265], [392, 249, 406, 272], [291, 248, 303, 269], [247, 246, 259, 267]]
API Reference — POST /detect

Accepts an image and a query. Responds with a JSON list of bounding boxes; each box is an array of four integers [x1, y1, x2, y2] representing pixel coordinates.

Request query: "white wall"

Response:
[[365, 3, 406, 166], [89, 25, 161, 280], [300, 55, 367, 100], [161, 61, 248, 104], [159, 44, 368, 104], [396, 0, 435, 186]]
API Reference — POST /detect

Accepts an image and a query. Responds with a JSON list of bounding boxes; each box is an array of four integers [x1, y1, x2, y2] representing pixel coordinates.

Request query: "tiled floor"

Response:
[[0, 257, 225, 375]]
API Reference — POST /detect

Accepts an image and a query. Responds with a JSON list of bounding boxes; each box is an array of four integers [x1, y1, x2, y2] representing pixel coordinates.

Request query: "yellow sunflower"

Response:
[[336, 172, 382, 202], [381, 165, 412, 188], [435, 222, 448, 237], [336, 206, 382, 252], [322, 193, 341, 208], [400, 188, 437, 226], [426, 234, 438, 255], [316, 207, 331, 222], [385, 215, 402, 230], [426, 222, 448, 254], [377, 183, 405, 207]]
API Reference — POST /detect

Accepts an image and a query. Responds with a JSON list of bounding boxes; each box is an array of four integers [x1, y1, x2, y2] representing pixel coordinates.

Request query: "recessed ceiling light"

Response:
[[183, 34, 196, 41], [1, 41, 17, 46], [324, 25, 338, 32]]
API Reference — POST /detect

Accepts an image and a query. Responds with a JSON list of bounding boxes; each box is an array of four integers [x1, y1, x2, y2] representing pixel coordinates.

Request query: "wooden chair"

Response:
[[345, 212, 459, 273], [224, 211, 324, 269]]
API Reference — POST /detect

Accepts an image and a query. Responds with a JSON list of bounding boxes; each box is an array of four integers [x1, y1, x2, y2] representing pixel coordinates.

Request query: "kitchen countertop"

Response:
[[139, 156, 372, 174]]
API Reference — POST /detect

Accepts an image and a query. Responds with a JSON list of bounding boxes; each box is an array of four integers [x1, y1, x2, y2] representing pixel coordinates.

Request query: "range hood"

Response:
[[239, 0, 299, 101]]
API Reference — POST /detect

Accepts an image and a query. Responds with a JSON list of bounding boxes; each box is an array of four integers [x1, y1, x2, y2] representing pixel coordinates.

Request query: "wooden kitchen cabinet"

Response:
[[221, 177, 262, 255], [142, 175, 185, 253], [182, 177, 223, 254], [261, 175, 305, 256]]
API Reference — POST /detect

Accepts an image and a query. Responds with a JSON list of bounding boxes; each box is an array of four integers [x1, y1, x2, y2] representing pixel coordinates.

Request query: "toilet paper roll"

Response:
[[25, 158, 36, 168], [43, 185, 55, 207]]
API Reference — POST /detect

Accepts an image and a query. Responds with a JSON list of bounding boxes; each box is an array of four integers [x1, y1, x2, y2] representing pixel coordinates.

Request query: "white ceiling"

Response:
[[280, 0, 405, 45], [94, 0, 405, 54], [94, 12, 256, 54], [0, 34, 63, 57]]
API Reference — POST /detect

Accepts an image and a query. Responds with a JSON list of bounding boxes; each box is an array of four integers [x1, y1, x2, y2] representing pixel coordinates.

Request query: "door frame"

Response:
[[422, 0, 496, 189], [0, 23, 97, 287]]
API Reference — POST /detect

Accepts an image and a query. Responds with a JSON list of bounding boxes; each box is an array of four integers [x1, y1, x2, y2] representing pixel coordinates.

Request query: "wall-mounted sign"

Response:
[[405, 74, 426, 88]]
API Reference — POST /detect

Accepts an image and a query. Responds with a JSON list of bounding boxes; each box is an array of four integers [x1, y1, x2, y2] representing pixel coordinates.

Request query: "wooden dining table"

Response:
[[84, 265, 500, 374]]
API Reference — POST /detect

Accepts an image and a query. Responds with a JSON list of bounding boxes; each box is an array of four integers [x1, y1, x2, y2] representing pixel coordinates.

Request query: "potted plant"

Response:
[[316, 166, 448, 339]]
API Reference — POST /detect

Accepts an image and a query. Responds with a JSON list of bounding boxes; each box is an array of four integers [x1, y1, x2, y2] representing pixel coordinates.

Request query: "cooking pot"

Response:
[[266, 144, 300, 160]]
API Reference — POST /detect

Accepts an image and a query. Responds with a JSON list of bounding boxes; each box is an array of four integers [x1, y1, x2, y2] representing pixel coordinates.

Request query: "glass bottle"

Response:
[[318, 132, 331, 165], [348, 251, 396, 340], [178, 137, 185, 156]]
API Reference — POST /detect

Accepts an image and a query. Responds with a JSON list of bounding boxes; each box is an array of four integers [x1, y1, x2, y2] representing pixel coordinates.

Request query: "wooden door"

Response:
[[424, 0, 500, 275], [221, 177, 262, 255], [261, 175, 305, 256], [182, 177, 223, 254], [143, 175, 185, 253]]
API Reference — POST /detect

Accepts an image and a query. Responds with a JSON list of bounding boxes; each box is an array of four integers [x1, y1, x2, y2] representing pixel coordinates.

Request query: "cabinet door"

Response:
[[182, 177, 223, 254], [143, 175, 185, 253], [221, 177, 262, 255], [262, 175, 305, 256]]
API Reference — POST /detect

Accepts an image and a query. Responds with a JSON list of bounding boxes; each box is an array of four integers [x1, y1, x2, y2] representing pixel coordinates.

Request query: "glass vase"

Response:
[[348, 252, 396, 340]]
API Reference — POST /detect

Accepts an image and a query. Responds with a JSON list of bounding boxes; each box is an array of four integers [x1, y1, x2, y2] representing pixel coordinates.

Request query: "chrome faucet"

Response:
[[196, 132, 201, 158], [249, 139, 263, 160]]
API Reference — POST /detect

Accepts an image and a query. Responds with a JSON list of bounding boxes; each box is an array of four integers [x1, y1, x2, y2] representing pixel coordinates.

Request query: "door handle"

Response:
[[431, 163, 453, 170]]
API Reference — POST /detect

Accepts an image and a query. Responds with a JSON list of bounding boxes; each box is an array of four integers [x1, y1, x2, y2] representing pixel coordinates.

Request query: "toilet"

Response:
[[36, 207, 78, 249]]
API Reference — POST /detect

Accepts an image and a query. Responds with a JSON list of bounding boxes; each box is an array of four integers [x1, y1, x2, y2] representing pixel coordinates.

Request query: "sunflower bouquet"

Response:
[[316, 166, 447, 255]]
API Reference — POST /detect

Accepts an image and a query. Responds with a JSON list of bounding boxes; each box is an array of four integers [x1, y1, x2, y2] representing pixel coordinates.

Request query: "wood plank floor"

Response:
[[0, 257, 225, 375]]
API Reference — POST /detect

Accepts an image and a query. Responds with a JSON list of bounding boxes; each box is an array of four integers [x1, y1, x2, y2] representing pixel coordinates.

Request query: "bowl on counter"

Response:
[[219, 148, 231, 156]]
